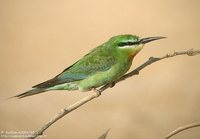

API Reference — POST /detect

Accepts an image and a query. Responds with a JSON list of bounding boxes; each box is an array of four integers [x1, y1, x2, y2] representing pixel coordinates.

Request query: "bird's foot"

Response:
[[110, 82, 115, 88], [92, 88, 101, 96]]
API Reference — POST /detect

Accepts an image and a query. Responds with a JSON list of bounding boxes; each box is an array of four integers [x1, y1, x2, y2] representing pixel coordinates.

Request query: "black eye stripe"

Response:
[[118, 41, 140, 47]]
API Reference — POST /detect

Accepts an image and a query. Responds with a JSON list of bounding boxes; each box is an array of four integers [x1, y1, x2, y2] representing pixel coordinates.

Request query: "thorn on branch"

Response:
[[149, 57, 155, 60], [149, 57, 160, 62]]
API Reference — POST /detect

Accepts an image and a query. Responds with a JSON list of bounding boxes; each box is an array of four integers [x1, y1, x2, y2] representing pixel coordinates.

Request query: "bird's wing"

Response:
[[33, 46, 116, 88]]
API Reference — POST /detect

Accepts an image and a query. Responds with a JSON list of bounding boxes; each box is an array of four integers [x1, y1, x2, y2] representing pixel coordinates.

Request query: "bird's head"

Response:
[[108, 34, 166, 58]]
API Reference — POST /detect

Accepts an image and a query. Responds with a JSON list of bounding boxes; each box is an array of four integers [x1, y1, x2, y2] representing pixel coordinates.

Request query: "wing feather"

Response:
[[33, 46, 116, 88]]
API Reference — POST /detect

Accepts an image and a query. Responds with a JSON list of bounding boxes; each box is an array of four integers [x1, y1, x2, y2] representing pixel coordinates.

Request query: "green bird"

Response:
[[14, 34, 165, 98]]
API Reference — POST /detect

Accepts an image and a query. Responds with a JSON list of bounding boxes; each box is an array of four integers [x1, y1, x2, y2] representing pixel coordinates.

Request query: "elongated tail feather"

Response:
[[14, 88, 47, 99]]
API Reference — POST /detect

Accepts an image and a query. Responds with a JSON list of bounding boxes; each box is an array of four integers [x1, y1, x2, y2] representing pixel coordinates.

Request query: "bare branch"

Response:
[[28, 49, 200, 139], [98, 129, 110, 139], [165, 123, 200, 139], [28, 91, 101, 139]]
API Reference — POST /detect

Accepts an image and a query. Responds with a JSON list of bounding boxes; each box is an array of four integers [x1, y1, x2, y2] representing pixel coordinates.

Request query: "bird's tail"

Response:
[[12, 88, 47, 99]]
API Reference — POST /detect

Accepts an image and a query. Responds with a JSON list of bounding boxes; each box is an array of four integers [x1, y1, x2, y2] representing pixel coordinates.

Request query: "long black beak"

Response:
[[140, 36, 166, 44]]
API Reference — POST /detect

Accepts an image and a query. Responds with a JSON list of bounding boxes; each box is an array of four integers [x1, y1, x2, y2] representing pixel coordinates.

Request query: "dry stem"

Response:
[[27, 49, 200, 139], [165, 123, 200, 139]]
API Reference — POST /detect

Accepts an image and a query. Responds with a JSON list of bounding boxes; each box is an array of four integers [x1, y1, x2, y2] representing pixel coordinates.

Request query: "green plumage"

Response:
[[14, 34, 165, 98]]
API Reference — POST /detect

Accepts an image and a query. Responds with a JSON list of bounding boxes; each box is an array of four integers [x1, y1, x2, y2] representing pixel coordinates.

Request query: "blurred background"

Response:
[[0, 0, 200, 139]]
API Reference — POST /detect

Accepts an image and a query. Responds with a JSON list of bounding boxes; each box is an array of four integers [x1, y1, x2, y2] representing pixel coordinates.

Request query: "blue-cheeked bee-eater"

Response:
[[14, 34, 165, 98]]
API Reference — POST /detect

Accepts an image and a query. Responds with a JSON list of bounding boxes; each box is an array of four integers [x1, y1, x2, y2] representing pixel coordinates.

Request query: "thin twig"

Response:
[[28, 90, 101, 139], [98, 129, 110, 139], [28, 49, 200, 139], [165, 123, 200, 139]]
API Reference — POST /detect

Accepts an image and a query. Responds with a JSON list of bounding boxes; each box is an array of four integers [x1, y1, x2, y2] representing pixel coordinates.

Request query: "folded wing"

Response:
[[33, 46, 116, 88]]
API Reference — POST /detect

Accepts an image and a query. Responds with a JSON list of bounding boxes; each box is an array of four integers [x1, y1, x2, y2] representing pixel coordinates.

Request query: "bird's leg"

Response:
[[92, 88, 101, 96], [110, 82, 116, 88]]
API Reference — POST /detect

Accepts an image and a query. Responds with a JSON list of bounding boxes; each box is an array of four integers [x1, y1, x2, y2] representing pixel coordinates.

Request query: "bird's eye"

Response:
[[118, 41, 140, 47]]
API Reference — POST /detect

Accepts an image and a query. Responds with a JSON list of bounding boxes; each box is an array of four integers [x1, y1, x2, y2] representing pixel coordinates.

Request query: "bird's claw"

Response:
[[110, 82, 115, 88], [92, 88, 101, 95]]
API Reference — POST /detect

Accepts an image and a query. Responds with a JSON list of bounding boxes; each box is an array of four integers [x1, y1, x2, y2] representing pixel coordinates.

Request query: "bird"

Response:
[[14, 34, 165, 98]]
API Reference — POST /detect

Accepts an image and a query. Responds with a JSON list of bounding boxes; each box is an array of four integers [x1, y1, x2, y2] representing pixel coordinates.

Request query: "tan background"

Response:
[[0, 0, 200, 139]]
